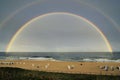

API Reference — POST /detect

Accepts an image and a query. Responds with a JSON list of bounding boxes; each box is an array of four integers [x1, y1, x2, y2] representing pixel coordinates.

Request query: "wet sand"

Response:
[[0, 60, 120, 75]]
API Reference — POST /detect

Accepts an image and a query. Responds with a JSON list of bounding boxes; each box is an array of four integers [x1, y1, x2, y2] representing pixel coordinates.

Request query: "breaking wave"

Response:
[[0, 56, 120, 63], [82, 58, 120, 62]]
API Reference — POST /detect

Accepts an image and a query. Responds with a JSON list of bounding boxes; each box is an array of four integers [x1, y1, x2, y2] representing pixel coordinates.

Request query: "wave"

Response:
[[0, 56, 120, 62], [83, 58, 120, 62], [17, 57, 120, 62], [27, 57, 56, 61]]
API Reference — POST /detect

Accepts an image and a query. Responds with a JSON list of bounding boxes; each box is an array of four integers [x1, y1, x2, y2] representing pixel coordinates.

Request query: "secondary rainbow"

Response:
[[6, 12, 112, 52]]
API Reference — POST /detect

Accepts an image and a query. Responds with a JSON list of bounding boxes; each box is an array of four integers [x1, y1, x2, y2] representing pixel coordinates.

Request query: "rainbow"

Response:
[[6, 12, 112, 52]]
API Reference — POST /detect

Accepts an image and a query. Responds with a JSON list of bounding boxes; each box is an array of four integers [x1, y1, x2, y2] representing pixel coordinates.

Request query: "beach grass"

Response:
[[0, 67, 120, 80]]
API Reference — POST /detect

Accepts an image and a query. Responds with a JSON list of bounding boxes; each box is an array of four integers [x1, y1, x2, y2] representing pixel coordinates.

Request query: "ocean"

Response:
[[0, 52, 120, 62]]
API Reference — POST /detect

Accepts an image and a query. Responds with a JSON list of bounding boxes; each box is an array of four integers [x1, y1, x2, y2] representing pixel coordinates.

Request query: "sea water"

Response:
[[0, 52, 120, 62]]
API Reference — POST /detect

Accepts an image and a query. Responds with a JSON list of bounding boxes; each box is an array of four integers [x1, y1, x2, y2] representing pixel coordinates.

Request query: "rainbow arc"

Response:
[[6, 12, 112, 52]]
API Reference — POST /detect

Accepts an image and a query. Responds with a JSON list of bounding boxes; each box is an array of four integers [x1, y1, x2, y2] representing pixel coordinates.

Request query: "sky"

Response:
[[0, 0, 120, 52], [8, 13, 110, 52]]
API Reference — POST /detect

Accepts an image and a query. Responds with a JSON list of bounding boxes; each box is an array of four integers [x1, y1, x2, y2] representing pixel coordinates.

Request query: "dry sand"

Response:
[[0, 60, 120, 75]]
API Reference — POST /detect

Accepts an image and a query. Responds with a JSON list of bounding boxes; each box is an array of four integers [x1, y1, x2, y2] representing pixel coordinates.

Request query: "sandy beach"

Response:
[[0, 60, 120, 75]]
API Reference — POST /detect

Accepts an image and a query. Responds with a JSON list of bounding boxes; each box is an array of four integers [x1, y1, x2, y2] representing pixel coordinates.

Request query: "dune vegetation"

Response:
[[0, 67, 119, 80]]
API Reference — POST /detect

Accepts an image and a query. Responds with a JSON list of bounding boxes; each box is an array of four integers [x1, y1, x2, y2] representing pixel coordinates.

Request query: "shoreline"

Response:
[[0, 59, 120, 76]]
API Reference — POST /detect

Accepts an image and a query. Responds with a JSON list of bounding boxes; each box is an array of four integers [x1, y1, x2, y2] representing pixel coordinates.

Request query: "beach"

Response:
[[0, 60, 120, 76]]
